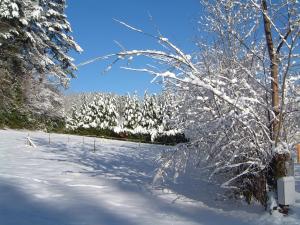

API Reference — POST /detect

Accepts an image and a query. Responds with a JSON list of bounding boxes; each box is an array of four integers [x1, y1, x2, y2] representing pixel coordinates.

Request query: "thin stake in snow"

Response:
[[48, 133, 51, 144], [93, 138, 96, 152], [26, 133, 30, 145]]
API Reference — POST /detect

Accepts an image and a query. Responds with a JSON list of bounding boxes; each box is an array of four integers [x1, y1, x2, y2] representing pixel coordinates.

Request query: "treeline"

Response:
[[65, 92, 187, 145]]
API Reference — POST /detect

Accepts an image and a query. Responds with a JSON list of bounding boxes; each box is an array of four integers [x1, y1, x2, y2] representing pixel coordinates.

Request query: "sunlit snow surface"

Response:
[[1, 129, 300, 225]]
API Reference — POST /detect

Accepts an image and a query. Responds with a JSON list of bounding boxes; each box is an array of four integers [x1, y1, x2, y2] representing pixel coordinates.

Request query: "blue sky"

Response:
[[66, 0, 201, 96]]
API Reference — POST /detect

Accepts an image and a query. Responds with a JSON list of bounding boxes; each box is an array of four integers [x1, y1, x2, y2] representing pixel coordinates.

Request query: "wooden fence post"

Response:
[[296, 144, 300, 164]]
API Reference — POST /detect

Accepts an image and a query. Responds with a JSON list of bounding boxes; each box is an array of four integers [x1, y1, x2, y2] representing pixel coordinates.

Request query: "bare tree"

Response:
[[83, 0, 300, 210]]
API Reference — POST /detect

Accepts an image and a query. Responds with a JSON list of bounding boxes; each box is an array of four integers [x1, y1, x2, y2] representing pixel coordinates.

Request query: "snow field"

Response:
[[0, 129, 300, 225]]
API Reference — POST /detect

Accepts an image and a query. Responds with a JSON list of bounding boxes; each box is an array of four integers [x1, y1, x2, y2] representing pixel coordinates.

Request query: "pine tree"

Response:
[[141, 92, 163, 130], [75, 95, 90, 129], [0, 0, 82, 83], [66, 105, 80, 130], [98, 94, 118, 129], [159, 91, 175, 131], [123, 93, 142, 129], [0, 0, 81, 128], [87, 94, 119, 130]]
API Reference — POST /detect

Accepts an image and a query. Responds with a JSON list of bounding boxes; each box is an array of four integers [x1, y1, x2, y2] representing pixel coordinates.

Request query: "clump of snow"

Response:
[[273, 142, 290, 155]]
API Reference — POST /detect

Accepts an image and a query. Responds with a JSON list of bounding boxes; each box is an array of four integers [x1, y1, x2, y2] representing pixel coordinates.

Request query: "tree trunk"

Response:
[[261, 0, 280, 142], [261, 0, 288, 200]]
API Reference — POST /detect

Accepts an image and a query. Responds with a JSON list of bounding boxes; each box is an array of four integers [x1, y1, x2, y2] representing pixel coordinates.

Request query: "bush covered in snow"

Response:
[[94, 0, 300, 209]]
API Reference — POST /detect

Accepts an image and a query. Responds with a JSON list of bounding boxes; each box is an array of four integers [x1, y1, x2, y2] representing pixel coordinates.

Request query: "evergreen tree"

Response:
[[0, 0, 82, 83], [123, 93, 142, 129], [0, 0, 81, 128], [98, 94, 119, 129], [72, 94, 119, 130], [75, 95, 90, 129], [141, 92, 163, 130], [66, 105, 80, 130], [159, 91, 175, 131]]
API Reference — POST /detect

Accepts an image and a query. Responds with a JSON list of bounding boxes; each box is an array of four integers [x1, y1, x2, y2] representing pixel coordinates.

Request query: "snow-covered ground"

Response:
[[0, 129, 300, 225]]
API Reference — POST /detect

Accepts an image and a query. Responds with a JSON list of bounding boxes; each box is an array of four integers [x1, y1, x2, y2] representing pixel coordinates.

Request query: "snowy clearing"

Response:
[[0, 129, 300, 225]]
